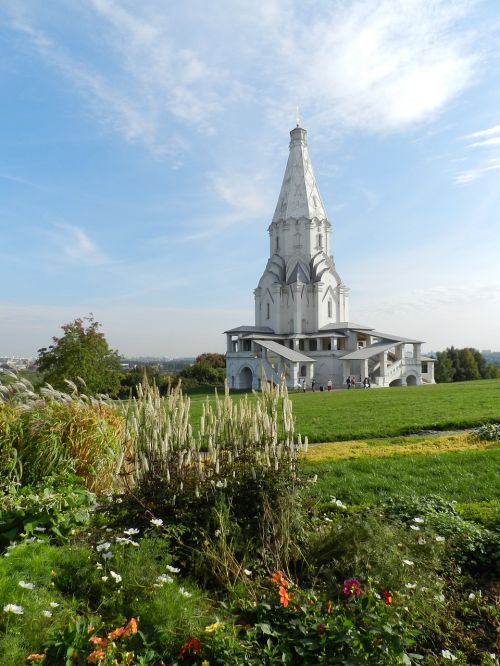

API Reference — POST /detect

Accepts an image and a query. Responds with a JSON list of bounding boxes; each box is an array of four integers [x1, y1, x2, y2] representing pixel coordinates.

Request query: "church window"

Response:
[[266, 303, 270, 320], [422, 362, 428, 373], [300, 365, 306, 377], [309, 339, 317, 351], [299, 339, 305, 351], [328, 300, 332, 318], [318, 234, 323, 248], [275, 236, 280, 251]]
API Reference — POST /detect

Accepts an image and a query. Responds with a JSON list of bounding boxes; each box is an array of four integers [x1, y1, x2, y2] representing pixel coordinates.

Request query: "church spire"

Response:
[[272, 125, 327, 223]]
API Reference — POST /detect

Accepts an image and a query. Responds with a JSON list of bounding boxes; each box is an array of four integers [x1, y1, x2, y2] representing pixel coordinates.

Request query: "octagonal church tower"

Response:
[[225, 124, 435, 390], [254, 124, 349, 334]]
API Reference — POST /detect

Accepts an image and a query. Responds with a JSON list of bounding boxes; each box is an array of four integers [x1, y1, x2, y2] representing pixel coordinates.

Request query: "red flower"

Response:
[[87, 650, 105, 664], [343, 578, 362, 597], [317, 623, 326, 635], [383, 590, 393, 605], [271, 571, 289, 587], [179, 637, 202, 659], [325, 599, 333, 615], [122, 618, 138, 637], [279, 584, 290, 607]]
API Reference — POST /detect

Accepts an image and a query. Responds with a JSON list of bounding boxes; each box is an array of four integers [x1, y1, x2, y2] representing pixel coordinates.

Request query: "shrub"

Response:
[[0, 474, 96, 550], [0, 404, 21, 484]]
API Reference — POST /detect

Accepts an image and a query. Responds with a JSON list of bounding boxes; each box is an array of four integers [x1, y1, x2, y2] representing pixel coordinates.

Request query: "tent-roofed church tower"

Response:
[[225, 123, 436, 390], [254, 124, 350, 334]]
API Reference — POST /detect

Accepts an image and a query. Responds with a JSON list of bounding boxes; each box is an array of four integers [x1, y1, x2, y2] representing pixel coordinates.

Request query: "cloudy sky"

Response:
[[1, 0, 500, 358]]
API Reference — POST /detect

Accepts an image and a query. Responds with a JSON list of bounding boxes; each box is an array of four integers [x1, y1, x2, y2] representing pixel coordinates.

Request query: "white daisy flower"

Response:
[[18, 581, 35, 590], [179, 587, 192, 598], [124, 528, 140, 536], [42, 610, 52, 618], [165, 565, 180, 573], [150, 518, 163, 527], [3, 604, 24, 614], [110, 571, 122, 584]]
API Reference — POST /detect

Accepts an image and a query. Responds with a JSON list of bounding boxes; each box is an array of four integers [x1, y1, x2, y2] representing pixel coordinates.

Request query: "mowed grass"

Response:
[[189, 379, 500, 442], [300, 434, 500, 505]]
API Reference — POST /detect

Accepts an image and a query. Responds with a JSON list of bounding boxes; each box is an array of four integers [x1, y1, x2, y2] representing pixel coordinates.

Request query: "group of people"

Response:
[[295, 376, 372, 392], [346, 376, 371, 389]]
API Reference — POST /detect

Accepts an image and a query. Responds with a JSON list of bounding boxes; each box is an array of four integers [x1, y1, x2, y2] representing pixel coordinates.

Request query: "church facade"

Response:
[[225, 125, 435, 390]]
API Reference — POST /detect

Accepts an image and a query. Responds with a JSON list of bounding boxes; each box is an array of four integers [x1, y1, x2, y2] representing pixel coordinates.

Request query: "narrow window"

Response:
[[266, 303, 270, 320], [318, 234, 323, 248], [275, 236, 280, 251], [328, 300, 332, 318]]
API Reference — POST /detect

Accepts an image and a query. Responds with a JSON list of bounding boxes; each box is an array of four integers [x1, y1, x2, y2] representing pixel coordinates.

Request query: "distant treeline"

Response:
[[434, 347, 500, 383], [119, 352, 225, 397]]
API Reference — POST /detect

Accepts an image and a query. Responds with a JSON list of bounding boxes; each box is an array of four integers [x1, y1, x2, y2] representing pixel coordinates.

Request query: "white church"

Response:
[[225, 124, 435, 390]]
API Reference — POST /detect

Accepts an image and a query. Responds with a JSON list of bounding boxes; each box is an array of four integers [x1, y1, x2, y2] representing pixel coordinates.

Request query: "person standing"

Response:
[[327, 379, 332, 391], [311, 379, 316, 392], [346, 376, 351, 390], [302, 378, 306, 392]]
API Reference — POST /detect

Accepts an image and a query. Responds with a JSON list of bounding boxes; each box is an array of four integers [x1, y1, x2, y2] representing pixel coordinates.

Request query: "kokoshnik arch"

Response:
[[225, 124, 435, 390]]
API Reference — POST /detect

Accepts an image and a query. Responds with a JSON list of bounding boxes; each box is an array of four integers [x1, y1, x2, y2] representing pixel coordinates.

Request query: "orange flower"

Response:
[[107, 626, 126, 640], [87, 649, 106, 664], [383, 591, 393, 605], [326, 599, 333, 615], [26, 655, 45, 662], [123, 617, 138, 636], [271, 571, 284, 584], [279, 584, 290, 608], [89, 636, 108, 648]]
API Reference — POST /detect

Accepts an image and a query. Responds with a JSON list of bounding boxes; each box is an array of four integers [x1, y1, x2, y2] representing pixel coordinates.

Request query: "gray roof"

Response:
[[254, 339, 316, 363], [224, 325, 275, 334], [339, 341, 397, 361], [352, 328, 423, 344]]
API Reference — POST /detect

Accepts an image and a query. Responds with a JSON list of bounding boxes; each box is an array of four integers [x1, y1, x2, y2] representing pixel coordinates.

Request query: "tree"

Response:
[[195, 352, 226, 369], [434, 351, 454, 383], [37, 315, 122, 396]]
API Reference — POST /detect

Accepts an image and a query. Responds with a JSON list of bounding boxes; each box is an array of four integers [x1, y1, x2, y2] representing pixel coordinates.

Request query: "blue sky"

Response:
[[1, 0, 500, 358]]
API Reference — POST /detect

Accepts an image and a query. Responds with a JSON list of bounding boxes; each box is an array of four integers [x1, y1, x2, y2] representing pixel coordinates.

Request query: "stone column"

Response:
[[379, 351, 388, 385], [360, 358, 369, 381]]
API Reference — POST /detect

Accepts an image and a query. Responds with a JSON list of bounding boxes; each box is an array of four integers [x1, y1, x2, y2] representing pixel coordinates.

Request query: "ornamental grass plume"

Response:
[[126, 374, 306, 506]]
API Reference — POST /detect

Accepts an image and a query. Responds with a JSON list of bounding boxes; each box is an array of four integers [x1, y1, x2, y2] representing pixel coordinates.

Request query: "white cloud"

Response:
[[4, 0, 482, 154], [260, 0, 480, 133], [467, 137, 500, 149], [51, 224, 109, 266], [464, 123, 500, 139]]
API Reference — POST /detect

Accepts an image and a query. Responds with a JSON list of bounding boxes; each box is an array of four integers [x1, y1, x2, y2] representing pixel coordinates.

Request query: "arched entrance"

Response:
[[389, 378, 403, 387], [239, 366, 253, 389], [406, 374, 417, 386]]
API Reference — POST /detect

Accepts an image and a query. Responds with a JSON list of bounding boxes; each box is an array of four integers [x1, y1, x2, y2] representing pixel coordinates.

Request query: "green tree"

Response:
[[434, 351, 454, 383], [195, 352, 226, 368], [37, 315, 122, 396]]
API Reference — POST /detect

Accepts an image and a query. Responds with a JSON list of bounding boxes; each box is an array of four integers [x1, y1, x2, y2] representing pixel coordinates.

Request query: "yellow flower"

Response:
[[201, 661, 210, 666], [205, 621, 223, 633]]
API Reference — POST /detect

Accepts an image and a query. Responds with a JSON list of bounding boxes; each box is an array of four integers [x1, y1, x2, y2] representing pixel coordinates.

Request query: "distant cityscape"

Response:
[[0, 356, 195, 373], [1, 351, 499, 374]]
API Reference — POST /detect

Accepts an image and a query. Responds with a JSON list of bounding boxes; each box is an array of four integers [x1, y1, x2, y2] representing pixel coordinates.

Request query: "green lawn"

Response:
[[189, 379, 500, 442], [301, 444, 500, 505]]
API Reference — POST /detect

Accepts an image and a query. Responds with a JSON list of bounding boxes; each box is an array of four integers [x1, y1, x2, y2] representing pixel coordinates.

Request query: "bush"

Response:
[[0, 474, 96, 550]]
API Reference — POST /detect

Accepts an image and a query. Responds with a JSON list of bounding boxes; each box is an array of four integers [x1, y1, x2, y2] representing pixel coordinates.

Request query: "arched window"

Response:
[[300, 365, 307, 377]]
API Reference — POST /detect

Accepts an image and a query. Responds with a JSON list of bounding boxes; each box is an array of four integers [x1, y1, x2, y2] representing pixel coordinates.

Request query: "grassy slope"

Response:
[[300, 434, 500, 505], [189, 379, 500, 442]]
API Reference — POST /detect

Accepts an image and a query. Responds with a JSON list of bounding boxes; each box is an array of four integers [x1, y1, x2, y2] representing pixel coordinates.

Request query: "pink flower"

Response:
[[343, 578, 362, 597]]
